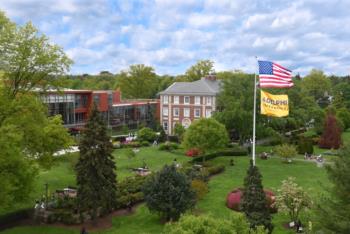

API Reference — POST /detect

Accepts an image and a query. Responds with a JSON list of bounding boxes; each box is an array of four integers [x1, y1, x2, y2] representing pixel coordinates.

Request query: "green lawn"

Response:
[[2, 146, 330, 234]]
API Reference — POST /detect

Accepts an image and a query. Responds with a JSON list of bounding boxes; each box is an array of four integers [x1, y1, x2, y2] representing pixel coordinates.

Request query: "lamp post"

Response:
[[45, 182, 49, 209]]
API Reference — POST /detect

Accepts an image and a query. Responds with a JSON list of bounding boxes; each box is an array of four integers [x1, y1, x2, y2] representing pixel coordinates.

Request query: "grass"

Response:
[[1, 147, 330, 234]]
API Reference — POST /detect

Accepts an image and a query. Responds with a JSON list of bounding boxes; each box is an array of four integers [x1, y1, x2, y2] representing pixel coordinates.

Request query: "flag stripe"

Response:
[[259, 75, 292, 82], [273, 63, 291, 72], [259, 83, 294, 88]]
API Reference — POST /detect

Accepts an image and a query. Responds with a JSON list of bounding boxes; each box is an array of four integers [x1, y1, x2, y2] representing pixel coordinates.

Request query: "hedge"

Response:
[[0, 208, 32, 229], [191, 148, 248, 163]]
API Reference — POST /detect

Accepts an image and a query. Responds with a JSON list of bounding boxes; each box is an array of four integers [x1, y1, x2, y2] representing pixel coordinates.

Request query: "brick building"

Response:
[[159, 75, 221, 134], [41, 89, 159, 131]]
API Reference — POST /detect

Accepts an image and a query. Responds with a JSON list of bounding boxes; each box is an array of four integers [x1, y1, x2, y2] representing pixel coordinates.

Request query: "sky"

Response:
[[1, 0, 349, 76]]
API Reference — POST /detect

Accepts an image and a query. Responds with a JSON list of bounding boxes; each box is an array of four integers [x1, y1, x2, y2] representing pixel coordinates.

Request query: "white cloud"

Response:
[[1, 0, 350, 75]]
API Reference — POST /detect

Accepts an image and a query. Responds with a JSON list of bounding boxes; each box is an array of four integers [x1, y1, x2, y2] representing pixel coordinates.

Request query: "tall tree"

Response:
[[118, 64, 158, 98], [0, 11, 72, 98], [76, 106, 117, 219], [241, 161, 273, 233], [183, 60, 214, 81], [317, 145, 350, 233], [183, 118, 229, 161]]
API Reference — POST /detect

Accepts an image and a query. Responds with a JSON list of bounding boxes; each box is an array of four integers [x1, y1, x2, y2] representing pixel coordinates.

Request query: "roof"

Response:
[[159, 77, 221, 95]]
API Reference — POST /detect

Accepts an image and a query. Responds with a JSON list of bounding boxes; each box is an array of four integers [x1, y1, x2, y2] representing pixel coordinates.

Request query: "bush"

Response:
[[116, 175, 148, 208], [140, 141, 150, 147], [205, 164, 225, 176], [121, 141, 141, 148], [297, 137, 314, 154], [275, 144, 297, 163], [163, 213, 264, 234], [0, 208, 32, 226], [142, 164, 196, 221], [191, 148, 247, 163], [158, 142, 179, 151], [167, 135, 179, 143], [191, 179, 208, 200], [183, 166, 209, 183], [137, 127, 157, 142]]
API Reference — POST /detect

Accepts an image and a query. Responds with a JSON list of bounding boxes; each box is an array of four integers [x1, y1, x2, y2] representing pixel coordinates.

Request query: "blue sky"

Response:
[[1, 0, 349, 76]]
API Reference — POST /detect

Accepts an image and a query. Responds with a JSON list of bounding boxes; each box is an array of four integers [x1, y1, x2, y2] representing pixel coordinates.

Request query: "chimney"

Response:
[[204, 73, 217, 81]]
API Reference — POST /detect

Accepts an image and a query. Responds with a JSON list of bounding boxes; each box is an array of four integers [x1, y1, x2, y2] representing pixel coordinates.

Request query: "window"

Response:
[[163, 122, 168, 131], [163, 95, 168, 104], [194, 109, 201, 118], [206, 109, 212, 118], [93, 94, 100, 105], [195, 96, 201, 105], [184, 96, 190, 104], [206, 96, 212, 105], [173, 108, 179, 117], [163, 107, 168, 116], [184, 108, 190, 117], [174, 96, 179, 104]]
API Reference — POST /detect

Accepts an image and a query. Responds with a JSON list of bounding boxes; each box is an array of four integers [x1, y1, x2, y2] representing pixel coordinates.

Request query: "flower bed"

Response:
[[226, 188, 277, 213]]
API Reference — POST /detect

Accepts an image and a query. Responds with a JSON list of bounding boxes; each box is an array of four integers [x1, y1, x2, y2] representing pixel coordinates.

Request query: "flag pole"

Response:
[[252, 73, 257, 166], [252, 57, 258, 166]]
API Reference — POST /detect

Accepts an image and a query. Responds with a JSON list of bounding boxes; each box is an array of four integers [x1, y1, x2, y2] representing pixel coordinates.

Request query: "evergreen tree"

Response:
[[241, 160, 273, 233], [75, 105, 117, 219], [142, 164, 196, 221], [317, 145, 350, 233]]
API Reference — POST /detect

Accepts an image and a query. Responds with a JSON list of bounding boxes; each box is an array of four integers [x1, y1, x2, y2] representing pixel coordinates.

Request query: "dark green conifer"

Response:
[[241, 160, 273, 233], [75, 105, 117, 219]]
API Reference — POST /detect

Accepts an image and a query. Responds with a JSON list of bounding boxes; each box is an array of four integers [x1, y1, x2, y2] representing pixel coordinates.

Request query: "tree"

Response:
[[117, 64, 158, 98], [184, 60, 215, 81], [163, 213, 267, 234], [137, 127, 157, 142], [75, 105, 117, 219], [241, 160, 273, 233], [142, 164, 196, 221], [336, 107, 350, 130], [318, 114, 342, 149], [0, 124, 37, 213], [275, 177, 312, 223], [183, 118, 229, 162], [173, 123, 186, 142], [275, 144, 297, 163], [317, 145, 350, 233], [301, 69, 331, 102], [0, 11, 72, 98]]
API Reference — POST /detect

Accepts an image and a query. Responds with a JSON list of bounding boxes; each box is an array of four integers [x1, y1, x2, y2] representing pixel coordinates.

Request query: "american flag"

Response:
[[258, 61, 293, 88]]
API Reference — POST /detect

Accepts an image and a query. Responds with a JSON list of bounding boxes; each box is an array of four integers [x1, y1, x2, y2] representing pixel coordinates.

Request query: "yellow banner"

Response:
[[260, 90, 289, 117]]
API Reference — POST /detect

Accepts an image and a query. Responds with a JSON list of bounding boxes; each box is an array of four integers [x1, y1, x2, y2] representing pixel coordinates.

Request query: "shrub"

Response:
[[275, 144, 297, 163], [191, 179, 208, 200], [205, 164, 225, 176], [121, 141, 140, 148], [297, 137, 314, 154], [137, 127, 157, 142], [116, 175, 148, 208], [140, 141, 150, 147], [158, 142, 179, 151], [191, 148, 247, 163], [163, 213, 265, 234], [183, 166, 209, 183], [142, 164, 196, 221]]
